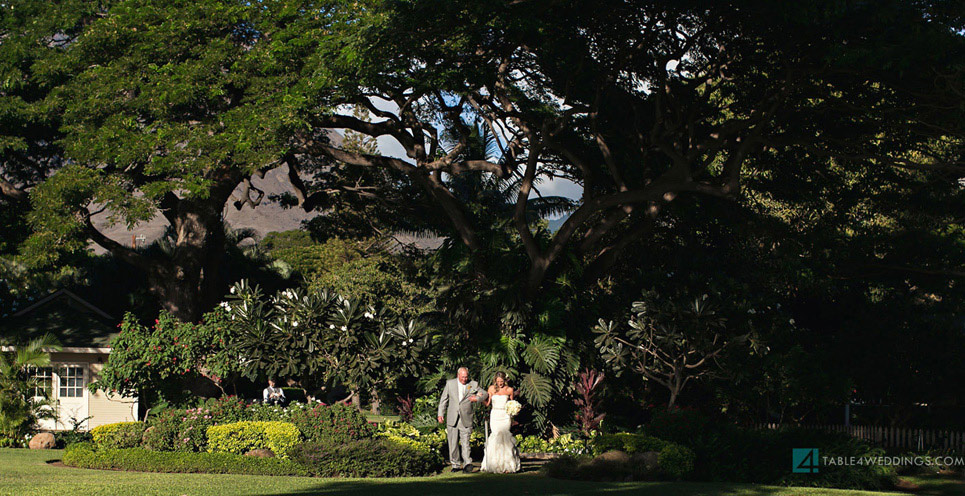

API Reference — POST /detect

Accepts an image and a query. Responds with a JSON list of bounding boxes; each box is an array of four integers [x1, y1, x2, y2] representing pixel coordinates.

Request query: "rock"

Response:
[[29, 432, 56, 450], [593, 450, 630, 464], [244, 448, 275, 458], [632, 451, 660, 472]]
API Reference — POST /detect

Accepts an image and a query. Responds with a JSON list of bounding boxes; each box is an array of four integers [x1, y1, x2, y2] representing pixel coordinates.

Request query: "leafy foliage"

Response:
[[594, 290, 768, 408], [62, 442, 309, 476], [222, 278, 436, 406], [206, 421, 301, 458], [287, 438, 441, 477], [284, 402, 373, 445], [93, 310, 239, 406], [91, 422, 146, 450], [0, 333, 61, 446], [574, 369, 606, 436]]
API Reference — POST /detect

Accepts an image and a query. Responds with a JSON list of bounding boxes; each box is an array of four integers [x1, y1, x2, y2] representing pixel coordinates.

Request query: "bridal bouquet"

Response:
[[504, 399, 522, 417]]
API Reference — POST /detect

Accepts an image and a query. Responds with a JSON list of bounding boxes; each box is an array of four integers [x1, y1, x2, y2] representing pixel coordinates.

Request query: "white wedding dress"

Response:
[[480, 394, 521, 473]]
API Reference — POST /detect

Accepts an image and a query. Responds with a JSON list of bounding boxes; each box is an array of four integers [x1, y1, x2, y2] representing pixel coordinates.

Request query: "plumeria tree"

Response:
[[593, 290, 773, 410], [221, 279, 436, 412]]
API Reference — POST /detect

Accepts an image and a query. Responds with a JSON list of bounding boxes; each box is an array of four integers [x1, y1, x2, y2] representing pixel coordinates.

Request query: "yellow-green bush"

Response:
[[91, 422, 145, 449], [206, 421, 301, 458]]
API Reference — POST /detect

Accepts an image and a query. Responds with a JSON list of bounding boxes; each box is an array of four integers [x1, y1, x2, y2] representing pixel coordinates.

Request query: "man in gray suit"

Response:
[[437, 367, 489, 471]]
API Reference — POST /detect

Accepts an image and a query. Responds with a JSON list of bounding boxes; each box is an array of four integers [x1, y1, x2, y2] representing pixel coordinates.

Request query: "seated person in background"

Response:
[[263, 379, 286, 405]]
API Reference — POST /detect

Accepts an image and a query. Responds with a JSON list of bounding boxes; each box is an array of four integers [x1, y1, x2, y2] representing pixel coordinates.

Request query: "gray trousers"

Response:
[[446, 416, 472, 467]]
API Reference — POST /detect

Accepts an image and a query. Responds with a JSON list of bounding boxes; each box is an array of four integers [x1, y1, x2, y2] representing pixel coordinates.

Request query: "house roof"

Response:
[[1, 289, 118, 348]]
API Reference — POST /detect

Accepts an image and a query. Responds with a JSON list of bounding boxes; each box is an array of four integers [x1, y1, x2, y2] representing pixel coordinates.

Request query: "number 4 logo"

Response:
[[792, 448, 819, 473]]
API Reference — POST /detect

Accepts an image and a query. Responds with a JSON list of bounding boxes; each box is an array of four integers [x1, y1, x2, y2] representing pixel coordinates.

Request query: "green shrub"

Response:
[[173, 407, 217, 452], [516, 433, 590, 455], [142, 417, 178, 451], [91, 422, 146, 449], [207, 421, 301, 458], [200, 396, 249, 423], [287, 403, 374, 444], [246, 401, 320, 422], [590, 433, 667, 456], [62, 442, 307, 476], [57, 430, 93, 448], [288, 437, 440, 477], [542, 454, 651, 482], [658, 443, 696, 479], [645, 410, 896, 490]]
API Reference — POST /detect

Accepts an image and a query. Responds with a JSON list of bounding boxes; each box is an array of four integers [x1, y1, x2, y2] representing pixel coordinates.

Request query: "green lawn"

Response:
[[1, 448, 961, 496]]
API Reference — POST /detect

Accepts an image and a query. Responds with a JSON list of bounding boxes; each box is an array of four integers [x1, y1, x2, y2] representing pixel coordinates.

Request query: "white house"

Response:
[[2, 289, 138, 431]]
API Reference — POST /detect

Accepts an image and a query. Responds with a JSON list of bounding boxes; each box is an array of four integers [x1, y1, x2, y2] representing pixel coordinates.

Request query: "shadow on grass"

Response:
[[253, 473, 815, 496]]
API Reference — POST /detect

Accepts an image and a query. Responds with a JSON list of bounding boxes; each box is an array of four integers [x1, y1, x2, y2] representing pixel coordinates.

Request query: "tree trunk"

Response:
[[149, 170, 239, 322], [369, 387, 381, 415]]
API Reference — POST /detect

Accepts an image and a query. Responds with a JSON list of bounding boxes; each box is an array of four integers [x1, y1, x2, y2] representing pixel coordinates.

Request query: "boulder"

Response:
[[593, 450, 630, 464], [244, 448, 275, 458], [29, 432, 56, 450], [632, 451, 660, 472]]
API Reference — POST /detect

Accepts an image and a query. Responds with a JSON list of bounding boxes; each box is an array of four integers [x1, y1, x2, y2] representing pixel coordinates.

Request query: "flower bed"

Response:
[[70, 399, 443, 477]]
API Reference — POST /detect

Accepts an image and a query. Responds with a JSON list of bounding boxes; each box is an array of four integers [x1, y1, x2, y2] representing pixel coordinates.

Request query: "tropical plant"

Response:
[[222, 279, 437, 412], [593, 291, 758, 409], [0, 333, 61, 446], [574, 369, 606, 436]]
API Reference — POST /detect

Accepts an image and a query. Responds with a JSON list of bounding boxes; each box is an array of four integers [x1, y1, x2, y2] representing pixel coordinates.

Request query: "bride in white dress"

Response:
[[480, 372, 521, 474]]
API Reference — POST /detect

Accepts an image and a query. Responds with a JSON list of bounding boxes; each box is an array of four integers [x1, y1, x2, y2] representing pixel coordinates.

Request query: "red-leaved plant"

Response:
[[396, 395, 415, 422], [574, 369, 606, 436]]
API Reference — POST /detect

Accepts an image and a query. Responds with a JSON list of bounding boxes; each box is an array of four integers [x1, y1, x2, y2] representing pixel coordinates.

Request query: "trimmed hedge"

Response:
[[645, 409, 897, 490], [658, 443, 697, 479], [207, 421, 301, 458], [288, 438, 441, 477], [543, 433, 696, 482], [62, 442, 308, 476], [91, 422, 146, 449], [590, 433, 668, 455]]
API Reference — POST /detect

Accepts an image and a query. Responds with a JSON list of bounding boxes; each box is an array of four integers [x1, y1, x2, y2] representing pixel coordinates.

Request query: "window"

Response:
[[58, 366, 85, 398], [26, 367, 53, 398]]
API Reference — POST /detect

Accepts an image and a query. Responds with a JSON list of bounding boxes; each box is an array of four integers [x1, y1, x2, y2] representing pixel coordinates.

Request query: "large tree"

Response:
[[5, 0, 964, 325], [5, 1, 344, 321], [289, 0, 965, 296]]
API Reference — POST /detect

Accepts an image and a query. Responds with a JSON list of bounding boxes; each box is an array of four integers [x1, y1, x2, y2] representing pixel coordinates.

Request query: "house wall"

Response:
[[47, 352, 138, 431], [87, 361, 139, 428]]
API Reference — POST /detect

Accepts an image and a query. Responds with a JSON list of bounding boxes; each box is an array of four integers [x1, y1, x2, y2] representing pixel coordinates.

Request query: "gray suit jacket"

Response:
[[438, 378, 489, 428]]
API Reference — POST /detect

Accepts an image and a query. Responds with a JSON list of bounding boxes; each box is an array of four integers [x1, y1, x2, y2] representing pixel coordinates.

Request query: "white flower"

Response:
[[219, 301, 230, 310], [329, 324, 335, 329], [747, 309, 756, 314], [341, 326, 347, 331], [789, 319, 796, 325], [408, 338, 414, 343], [364, 312, 374, 319], [292, 321, 299, 327], [230, 286, 236, 294]]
